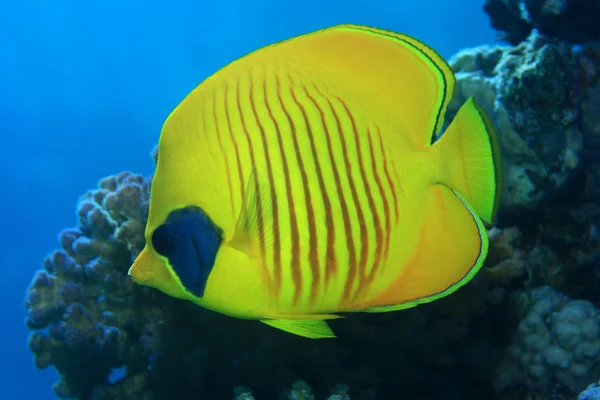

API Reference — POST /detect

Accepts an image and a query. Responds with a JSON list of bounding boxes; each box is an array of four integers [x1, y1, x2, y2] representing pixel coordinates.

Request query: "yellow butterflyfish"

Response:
[[128, 24, 503, 339]]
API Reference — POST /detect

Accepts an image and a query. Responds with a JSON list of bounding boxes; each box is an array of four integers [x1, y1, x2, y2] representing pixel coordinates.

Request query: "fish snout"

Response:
[[128, 246, 161, 285]]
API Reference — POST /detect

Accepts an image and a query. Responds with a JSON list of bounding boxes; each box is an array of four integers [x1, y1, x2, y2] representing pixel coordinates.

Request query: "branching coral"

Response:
[[25, 172, 154, 398]]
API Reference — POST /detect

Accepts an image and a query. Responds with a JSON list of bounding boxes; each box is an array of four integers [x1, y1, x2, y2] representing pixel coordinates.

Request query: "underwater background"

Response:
[[8, 0, 600, 399]]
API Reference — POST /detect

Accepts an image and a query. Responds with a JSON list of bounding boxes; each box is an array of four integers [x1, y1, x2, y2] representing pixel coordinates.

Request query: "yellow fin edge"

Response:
[[365, 191, 489, 313], [260, 314, 342, 339]]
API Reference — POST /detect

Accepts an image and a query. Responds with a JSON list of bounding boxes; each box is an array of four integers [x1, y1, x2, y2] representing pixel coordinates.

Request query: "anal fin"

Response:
[[365, 185, 488, 313], [260, 318, 337, 339]]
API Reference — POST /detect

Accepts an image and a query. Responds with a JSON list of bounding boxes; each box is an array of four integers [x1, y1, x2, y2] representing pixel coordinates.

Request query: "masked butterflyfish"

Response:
[[128, 24, 503, 339]]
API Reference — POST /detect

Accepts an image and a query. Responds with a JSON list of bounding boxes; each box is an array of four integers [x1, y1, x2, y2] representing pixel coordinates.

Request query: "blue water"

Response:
[[1, 1, 494, 398]]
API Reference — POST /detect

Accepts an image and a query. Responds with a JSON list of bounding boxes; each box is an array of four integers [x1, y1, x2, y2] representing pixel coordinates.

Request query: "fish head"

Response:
[[128, 244, 186, 300], [129, 204, 267, 318]]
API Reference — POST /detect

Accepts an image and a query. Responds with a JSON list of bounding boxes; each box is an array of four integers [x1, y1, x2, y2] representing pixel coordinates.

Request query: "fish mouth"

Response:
[[127, 264, 144, 282], [128, 247, 158, 285]]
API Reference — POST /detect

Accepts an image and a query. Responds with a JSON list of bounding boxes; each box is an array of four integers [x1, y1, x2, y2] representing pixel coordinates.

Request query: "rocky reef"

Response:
[[446, 30, 589, 218], [483, 0, 600, 45], [24, 11, 600, 400]]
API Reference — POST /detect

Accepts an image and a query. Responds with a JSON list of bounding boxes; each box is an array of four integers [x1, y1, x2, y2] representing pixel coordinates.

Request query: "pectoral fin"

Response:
[[228, 168, 275, 259]]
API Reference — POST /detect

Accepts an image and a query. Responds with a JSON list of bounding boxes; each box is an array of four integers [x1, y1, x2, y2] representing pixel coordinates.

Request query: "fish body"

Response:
[[129, 24, 503, 339]]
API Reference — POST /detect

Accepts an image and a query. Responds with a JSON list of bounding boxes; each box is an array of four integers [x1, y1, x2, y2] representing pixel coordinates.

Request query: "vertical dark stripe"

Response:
[[223, 84, 246, 205], [275, 75, 304, 304], [302, 84, 342, 292], [366, 128, 392, 265], [356, 127, 391, 297], [316, 93, 360, 306], [288, 78, 329, 305], [235, 78, 269, 280], [248, 72, 281, 296], [212, 89, 236, 217], [263, 73, 295, 299], [376, 126, 400, 226], [200, 99, 220, 162], [336, 98, 377, 303]]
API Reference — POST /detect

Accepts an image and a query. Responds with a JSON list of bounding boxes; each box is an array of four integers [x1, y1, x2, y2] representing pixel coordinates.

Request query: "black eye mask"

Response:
[[152, 206, 224, 297]]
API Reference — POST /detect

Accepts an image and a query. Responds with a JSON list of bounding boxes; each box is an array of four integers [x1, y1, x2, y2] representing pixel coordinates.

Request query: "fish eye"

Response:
[[152, 225, 174, 257]]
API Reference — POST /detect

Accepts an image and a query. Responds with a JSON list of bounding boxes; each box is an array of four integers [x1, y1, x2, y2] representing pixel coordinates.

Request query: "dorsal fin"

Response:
[[216, 24, 455, 146]]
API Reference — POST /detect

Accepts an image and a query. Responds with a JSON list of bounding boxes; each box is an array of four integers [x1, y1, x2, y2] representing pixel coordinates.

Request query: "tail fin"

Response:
[[432, 96, 503, 224]]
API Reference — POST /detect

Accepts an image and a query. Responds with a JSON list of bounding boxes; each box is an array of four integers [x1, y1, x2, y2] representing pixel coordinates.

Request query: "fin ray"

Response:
[[228, 168, 275, 258], [434, 96, 503, 224], [261, 318, 336, 339]]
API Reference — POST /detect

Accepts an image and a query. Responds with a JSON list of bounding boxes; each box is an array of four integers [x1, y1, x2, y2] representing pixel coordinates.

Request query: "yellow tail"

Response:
[[432, 96, 503, 224]]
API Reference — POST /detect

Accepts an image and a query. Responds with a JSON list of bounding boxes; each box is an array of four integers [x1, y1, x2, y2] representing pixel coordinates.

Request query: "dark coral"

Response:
[[495, 286, 600, 394], [484, 0, 600, 45], [25, 172, 153, 398], [446, 31, 593, 219]]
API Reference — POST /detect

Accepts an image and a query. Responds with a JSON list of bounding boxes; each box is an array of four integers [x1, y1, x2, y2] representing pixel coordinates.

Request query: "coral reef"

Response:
[[483, 0, 600, 44], [495, 286, 600, 394], [24, 14, 600, 400], [25, 165, 525, 399], [445, 30, 590, 219], [24, 172, 153, 398], [34, 157, 584, 399], [580, 382, 600, 400], [234, 381, 350, 400]]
